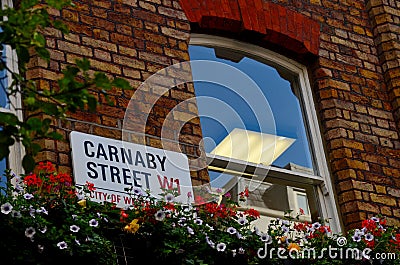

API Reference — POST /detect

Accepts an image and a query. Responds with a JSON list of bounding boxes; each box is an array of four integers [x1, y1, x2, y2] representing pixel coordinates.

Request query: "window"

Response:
[[189, 34, 341, 232], [0, 0, 24, 179], [0, 43, 7, 187]]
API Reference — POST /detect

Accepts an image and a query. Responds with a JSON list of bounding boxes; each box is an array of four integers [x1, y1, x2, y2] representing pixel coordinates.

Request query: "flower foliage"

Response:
[[117, 188, 400, 265], [1, 163, 400, 265], [0, 163, 118, 264]]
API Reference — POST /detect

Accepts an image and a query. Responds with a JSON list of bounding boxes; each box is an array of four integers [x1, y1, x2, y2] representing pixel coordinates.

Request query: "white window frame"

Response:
[[0, 0, 25, 175], [190, 34, 342, 233]]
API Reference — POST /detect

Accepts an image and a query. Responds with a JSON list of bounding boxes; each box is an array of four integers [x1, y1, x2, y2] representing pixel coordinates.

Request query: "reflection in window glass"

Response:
[[208, 169, 313, 220], [189, 45, 315, 173], [297, 193, 310, 215]]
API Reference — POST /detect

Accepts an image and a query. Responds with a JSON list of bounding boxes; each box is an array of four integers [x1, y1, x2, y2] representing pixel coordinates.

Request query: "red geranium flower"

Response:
[[362, 219, 376, 231], [37, 161, 55, 172], [86, 181, 96, 191], [24, 173, 42, 187], [244, 208, 260, 219]]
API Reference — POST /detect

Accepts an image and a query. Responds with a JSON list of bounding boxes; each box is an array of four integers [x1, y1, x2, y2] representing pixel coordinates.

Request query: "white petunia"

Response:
[[312, 222, 321, 230], [70, 225, 80, 233], [371, 217, 379, 222], [365, 233, 374, 242], [281, 225, 289, 233], [29, 205, 36, 217], [354, 229, 364, 236], [155, 210, 166, 221], [88, 219, 98, 227], [11, 210, 21, 218], [187, 226, 194, 235], [76, 193, 84, 200], [194, 218, 203, 225], [238, 217, 247, 225], [178, 217, 186, 226], [133, 187, 143, 196], [352, 234, 362, 242], [164, 193, 175, 203], [236, 232, 244, 239], [260, 233, 272, 244], [15, 184, 24, 192], [206, 223, 214, 231], [37, 207, 48, 215], [227, 227, 237, 235], [1, 202, 13, 214], [38, 245, 44, 253], [39, 226, 47, 234], [25, 227, 36, 238], [23, 193, 34, 200], [206, 236, 215, 248], [216, 242, 226, 252], [57, 241, 68, 250], [254, 226, 261, 236]]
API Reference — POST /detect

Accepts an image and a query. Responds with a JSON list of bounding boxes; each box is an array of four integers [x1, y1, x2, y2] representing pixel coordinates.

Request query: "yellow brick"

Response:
[[370, 194, 397, 206], [375, 185, 387, 194], [353, 25, 365, 35]]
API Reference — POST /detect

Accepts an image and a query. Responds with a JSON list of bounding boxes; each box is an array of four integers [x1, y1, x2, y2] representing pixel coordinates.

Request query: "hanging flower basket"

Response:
[[1, 163, 400, 265]]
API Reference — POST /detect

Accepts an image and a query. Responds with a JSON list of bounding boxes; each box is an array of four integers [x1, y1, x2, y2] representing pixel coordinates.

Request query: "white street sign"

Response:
[[70, 131, 194, 207]]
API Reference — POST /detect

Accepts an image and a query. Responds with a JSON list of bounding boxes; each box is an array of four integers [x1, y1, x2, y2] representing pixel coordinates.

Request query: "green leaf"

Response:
[[63, 66, 80, 78], [0, 131, 14, 146], [35, 47, 50, 61], [46, 0, 72, 9], [53, 20, 69, 34], [0, 129, 15, 145], [46, 131, 63, 140], [33, 32, 46, 47], [87, 96, 97, 111], [112, 78, 131, 90], [40, 102, 60, 116], [94, 72, 112, 89], [16, 46, 30, 65], [0, 112, 19, 126], [76, 58, 90, 72], [31, 143, 42, 155], [22, 154, 35, 173], [24, 96, 36, 106], [26, 117, 42, 130], [0, 144, 10, 160]]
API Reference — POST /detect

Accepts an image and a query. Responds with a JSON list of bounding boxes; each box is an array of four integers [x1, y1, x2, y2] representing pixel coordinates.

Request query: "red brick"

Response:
[[80, 14, 115, 31], [82, 37, 118, 52], [58, 41, 92, 57], [107, 12, 144, 28]]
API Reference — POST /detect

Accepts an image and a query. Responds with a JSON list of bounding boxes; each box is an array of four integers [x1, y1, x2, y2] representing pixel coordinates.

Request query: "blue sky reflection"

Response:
[[189, 45, 314, 182]]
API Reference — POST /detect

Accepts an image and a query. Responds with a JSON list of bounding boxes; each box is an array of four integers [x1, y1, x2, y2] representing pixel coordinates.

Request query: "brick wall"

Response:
[[26, 0, 400, 230], [27, 0, 209, 187], [309, 0, 400, 228], [179, 0, 400, 229]]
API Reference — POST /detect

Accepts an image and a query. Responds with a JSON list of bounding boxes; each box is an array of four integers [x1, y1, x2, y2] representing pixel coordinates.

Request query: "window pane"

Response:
[[208, 169, 315, 221], [0, 45, 8, 108], [0, 157, 6, 190], [189, 45, 315, 173], [0, 126, 7, 189], [297, 193, 310, 215]]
